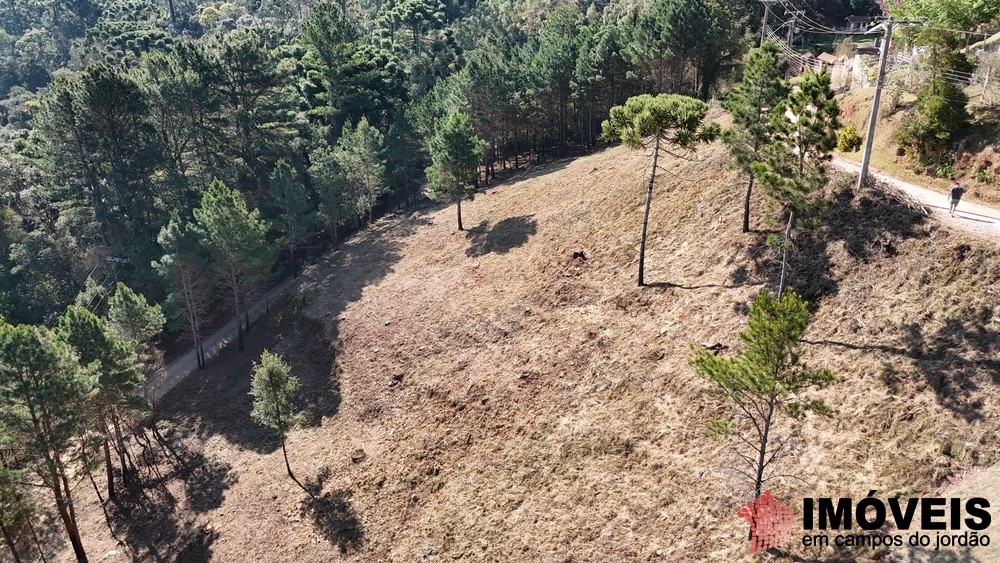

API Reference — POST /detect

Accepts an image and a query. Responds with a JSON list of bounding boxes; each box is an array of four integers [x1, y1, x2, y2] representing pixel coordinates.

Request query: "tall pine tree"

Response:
[[722, 42, 789, 233], [425, 110, 486, 231], [192, 179, 274, 352]]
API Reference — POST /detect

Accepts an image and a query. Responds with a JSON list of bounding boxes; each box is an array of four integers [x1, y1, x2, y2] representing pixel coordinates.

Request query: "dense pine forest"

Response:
[[0, 0, 889, 329], [5, 0, 1000, 560]]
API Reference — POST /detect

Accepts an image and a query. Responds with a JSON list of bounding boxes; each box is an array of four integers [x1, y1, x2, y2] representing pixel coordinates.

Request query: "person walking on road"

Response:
[[949, 178, 964, 217]]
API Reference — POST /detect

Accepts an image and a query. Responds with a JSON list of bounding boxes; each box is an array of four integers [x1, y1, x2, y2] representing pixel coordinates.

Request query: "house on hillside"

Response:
[[816, 52, 849, 89], [845, 16, 874, 32]]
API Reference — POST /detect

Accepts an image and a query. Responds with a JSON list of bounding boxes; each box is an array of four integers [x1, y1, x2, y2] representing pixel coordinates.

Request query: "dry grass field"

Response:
[[61, 138, 1000, 563]]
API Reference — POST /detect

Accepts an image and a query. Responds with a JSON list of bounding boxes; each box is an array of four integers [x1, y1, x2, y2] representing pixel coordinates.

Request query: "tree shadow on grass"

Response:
[[732, 173, 931, 305], [99, 425, 233, 562], [803, 304, 1000, 423], [465, 215, 537, 257], [300, 467, 364, 555]]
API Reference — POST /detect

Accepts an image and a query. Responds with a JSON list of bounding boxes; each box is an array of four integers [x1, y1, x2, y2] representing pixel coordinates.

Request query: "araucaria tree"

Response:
[[0, 323, 96, 563], [600, 94, 720, 286], [691, 290, 835, 502], [752, 70, 840, 296], [249, 351, 306, 492], [426, 109, 487, 231], [722, 42, 789, 233], [193, 179, 274, 352]]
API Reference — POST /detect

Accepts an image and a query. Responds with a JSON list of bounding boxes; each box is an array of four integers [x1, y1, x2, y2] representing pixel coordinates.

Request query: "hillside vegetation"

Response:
[[62, 140, 1000, 562], [837, 86, 1000, 205]]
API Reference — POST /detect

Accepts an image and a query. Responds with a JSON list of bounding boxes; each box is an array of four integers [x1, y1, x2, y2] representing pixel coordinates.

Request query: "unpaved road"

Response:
[[831, 156, 1000, 238], [147, 277, 297, 402]]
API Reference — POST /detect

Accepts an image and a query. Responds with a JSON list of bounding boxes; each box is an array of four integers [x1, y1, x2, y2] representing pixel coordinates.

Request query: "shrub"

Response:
[[837, 122, 862, 152], [896, 75, 969, 164]]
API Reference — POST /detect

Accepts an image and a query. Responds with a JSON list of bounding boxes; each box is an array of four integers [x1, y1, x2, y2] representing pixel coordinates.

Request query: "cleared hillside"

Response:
[[68, 141, 1000, 562]]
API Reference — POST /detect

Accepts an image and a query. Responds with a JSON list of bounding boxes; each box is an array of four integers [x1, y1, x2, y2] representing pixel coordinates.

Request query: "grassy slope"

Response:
[[289, 140, 1000, 561], [68, 139, 1000, 563]]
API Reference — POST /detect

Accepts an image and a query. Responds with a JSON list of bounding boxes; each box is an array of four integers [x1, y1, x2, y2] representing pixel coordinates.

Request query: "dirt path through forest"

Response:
[[147, 277, 297, 402]]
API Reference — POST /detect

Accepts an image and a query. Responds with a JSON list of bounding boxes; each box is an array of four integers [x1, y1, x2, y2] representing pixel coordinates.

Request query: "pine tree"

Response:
[[532, 4, 579, 154], [268, 160, 313, 278], [722, 42, 790, 233], [153, 213, 213, 369], [308, 140, 354, 244], [0, 465, 38, 563], [426, 110, 487, 231], [0, 322, 96, 563], [752, 70, 840, 296], [192, 179, 274, 352], [196, 29, 305, 197], [106, 282, 165, 352], [249, 350, 306, 492], [692, 290, 835, 503], [56, 305, 145, 499], [333, 118, 388, 226], [600, 94, 720, 286]]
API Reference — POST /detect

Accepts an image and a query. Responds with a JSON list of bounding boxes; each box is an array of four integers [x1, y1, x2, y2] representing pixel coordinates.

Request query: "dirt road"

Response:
[[146, 277, 297, 402], [831, 156, 1000, 238]]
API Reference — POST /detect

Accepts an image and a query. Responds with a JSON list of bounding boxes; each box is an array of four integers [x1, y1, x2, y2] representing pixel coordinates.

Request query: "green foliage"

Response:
[[249, 350, 304, 435], [195, 29, 306, 195], [837, 122, 862, 152], [84, 0, 172, 64], [32, 64, 163, 246], [531, 4, 578, 150], [308, 139, 354, 239], [106, 282, 165, 346], [425, 109, 486, 202], [890, 0, 999, 29], [192, 178, 274, 349], [0, 464, 38, 543], [0, 321, 96, 558], [896, 76, 969, 164], [192, 179, 274, 289], [722, 42, 790, 166], [302, 2, 407, 133], [691, 290, 836, 494], [935, 161, 955, 179], [692, 290, 835, 413], [153, 212, 211, 365], [334, 117, 389, 222], [268, 160, 313, 250], [629, 0, 746, 98], [55, 304, 145, 410], [600, 93, 720, 148], [722, 42, 789, 231], [752, 70, 841, 216]]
